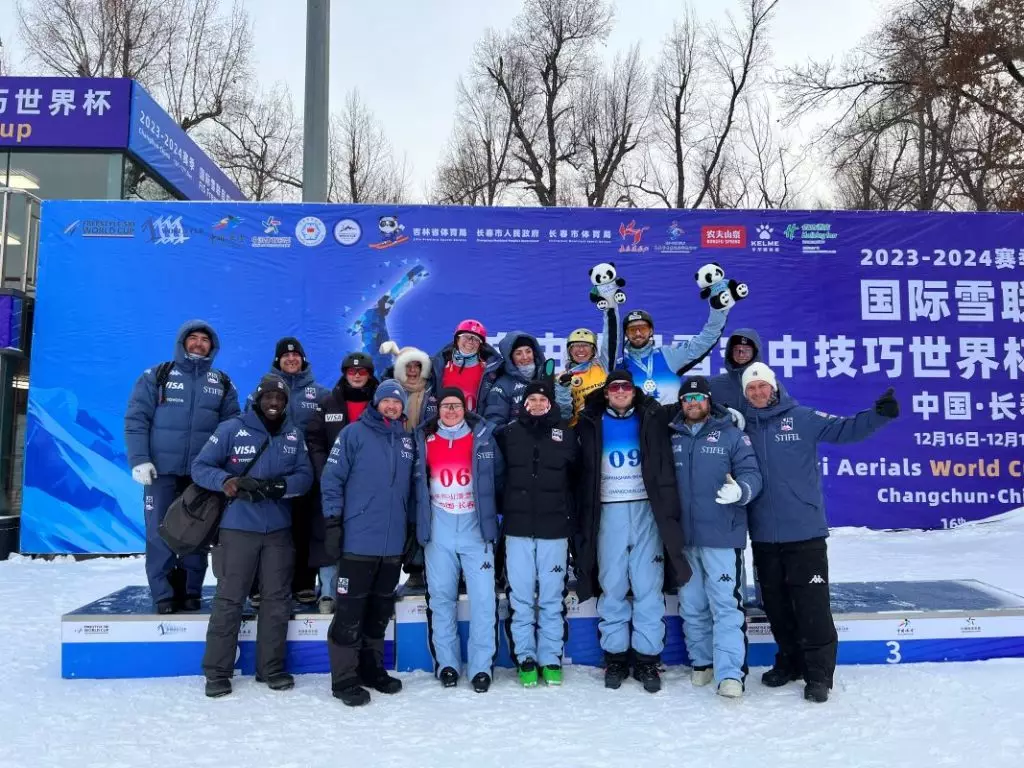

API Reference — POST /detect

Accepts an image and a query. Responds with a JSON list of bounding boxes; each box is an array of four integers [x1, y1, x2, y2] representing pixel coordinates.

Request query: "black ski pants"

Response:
[[752, 537, 838, 687], [327, 554, 402, 692]]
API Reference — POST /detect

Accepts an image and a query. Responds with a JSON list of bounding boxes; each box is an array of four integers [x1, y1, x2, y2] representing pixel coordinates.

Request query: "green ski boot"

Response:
[[542, 665, 563, 686], [518, 659, 539, 688]]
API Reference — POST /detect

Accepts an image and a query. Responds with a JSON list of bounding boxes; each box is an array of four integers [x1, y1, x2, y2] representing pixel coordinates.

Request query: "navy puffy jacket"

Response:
[[483, 331, 548, 427], [413, 412, 505, 545], [429, 342, 503, 414], [320, 406, 416, 557], [742, 393, 892, 543], [124, 320, 241, 476], [191, 409, 313, 533], [245, 365, 329, 434], [669, 413, 762, 548]]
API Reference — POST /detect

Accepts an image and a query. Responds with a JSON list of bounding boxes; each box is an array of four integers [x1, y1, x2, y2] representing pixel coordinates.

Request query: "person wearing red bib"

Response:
[[429, 319, 503, 414], [413, 387, 505, 693]]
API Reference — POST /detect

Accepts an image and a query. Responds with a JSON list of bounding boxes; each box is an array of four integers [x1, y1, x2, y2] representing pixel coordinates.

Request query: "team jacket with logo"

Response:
[[413, 412, 504, 545], [742, 393, 892, 543], [304, 377, 380, 481], [495, 409, 578, 540], [320, 406, 415, 558], [124, 319, 241, 476], [669, 413, 762, 549], [191, 409, 313, 534], [245, 365, 329, 434]]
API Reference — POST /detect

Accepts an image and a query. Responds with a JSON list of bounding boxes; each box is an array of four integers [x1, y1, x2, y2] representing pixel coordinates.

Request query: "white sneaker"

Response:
[[718, 679, 743, 698], [691, 667, 714, 687], [317, 596, 335, 615]]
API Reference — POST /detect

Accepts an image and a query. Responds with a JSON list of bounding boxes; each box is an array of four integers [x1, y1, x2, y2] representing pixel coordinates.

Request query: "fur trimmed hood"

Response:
[[380, 340, 432, 386]]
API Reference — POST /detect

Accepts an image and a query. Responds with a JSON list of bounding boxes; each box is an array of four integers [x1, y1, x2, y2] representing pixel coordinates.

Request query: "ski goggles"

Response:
[[681, 393, 708, 403], [346, 367, 370, 377]]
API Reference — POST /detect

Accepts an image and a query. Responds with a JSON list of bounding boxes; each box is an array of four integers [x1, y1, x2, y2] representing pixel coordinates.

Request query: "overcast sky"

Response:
[[0, 0, 891, 197]]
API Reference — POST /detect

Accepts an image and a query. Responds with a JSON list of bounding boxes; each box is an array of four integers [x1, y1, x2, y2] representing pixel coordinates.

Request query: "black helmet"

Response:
[[623, 309, 654, 331], [341, 351, 374, 372]]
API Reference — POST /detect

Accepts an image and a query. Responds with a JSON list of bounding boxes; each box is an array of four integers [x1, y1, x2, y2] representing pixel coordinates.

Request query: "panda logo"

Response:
[[369, 215, 410, 250], [588, 261, 628, 310]]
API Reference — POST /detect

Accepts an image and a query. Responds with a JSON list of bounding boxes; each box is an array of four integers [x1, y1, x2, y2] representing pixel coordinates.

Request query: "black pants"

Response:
[[203, 528, 294, 681], [290, 493, 318, 594], [327, 554, 401, 692], [752, 537, 838, 687]]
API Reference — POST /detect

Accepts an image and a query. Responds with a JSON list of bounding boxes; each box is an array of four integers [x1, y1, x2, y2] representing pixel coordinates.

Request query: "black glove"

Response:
[[402, 527, 422, 568], [324, 516, 342, 562], [261, 478, 288, 500], [557, 371, 573, 387], [235, 476, 266, 502], [875, 387, 899, 418]]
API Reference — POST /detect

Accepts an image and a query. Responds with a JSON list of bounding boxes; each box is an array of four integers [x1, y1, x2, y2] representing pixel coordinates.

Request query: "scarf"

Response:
[[437, 420, 472, 443], [452, 350, 479, 367], [401, 376, 428, 432], [516, 363, 536, 379]]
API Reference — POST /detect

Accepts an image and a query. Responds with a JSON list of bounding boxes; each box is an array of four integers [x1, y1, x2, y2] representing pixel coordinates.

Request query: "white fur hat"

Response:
[[741, 362, 777, 393], [379, 340, 431, 383]]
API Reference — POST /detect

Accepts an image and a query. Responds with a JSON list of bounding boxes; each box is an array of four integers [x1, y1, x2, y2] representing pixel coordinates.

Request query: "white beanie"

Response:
[[742, 362, 777, 393]]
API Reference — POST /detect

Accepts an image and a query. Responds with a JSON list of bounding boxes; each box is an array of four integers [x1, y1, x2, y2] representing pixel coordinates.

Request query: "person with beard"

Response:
[[245, 337, 329, 605], [413, 387, 505, 693], [429, 319, 503, 414], [611, 306, 729, 406], [484, 331, 548, 428], [669, 376, 761, 699], [305, 352, 379, 613], [191, 374, 313, 698], [321, 380, 415, 706], [740, 362, 898, 703], [494, 380, 577, 687], [124, 320, 240, 614], [574, 370, 690, 693]]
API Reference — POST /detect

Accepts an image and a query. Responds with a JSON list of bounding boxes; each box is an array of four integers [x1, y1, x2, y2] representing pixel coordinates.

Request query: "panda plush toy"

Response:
[[695, 262, 749, 310], [589, 262, 627, 310]]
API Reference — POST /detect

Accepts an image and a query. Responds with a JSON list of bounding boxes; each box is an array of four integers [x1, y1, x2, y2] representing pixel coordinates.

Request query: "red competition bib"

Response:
[[442, 360, 484, 412], [426, 432, 476, 514]]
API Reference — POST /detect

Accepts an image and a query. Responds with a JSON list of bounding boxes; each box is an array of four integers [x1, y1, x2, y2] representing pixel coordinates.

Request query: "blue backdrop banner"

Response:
[[22, 202, 1024, 553]]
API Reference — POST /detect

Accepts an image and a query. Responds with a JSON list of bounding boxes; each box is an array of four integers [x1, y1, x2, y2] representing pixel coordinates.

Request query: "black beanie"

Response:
[[255, 373, 290, 404], [524, 379, 554, 402], [274, 337, 306, 369], [436, 387, 467, 409], [604, 369, 634, 388]]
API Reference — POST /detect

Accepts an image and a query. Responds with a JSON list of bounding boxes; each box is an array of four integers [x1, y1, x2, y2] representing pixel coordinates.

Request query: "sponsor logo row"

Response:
[[63, 214, 839, 254]]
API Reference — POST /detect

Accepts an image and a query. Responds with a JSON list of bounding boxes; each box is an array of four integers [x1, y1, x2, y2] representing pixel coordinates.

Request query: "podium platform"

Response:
[[62, 580, 1024, 680], [61, 586, 394, 679]]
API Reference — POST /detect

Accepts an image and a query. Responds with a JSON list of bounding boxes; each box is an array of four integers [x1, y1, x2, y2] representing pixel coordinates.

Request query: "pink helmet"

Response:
[[454, 318, 487, 342]]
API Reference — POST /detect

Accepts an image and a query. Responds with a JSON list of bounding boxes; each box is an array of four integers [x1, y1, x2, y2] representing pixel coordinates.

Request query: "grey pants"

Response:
[[202, 528, 294, 681]]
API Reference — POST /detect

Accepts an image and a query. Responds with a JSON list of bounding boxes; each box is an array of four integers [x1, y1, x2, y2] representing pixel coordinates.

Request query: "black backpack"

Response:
[[154, 361, 233, 405]]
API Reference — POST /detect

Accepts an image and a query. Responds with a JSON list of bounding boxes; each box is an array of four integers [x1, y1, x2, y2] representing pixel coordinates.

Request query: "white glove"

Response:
[[131, 462, 158, 486], [716, 475, 743, 505], [726, 407, 745, 430]]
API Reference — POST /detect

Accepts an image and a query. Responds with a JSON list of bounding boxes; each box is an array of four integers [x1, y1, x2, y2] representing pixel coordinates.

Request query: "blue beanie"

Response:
[[373, 378, 408, 412]]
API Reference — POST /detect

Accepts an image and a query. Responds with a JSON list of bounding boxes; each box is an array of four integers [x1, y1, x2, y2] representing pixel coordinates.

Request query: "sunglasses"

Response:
[[440, 402, 465, 412], [682, 393, 708, 403], [607, 383, 634, 394]]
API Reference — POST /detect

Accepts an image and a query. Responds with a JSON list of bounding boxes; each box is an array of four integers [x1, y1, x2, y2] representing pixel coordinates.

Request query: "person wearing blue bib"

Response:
[[615, 307, 728, 406], [574, 370, 690, 693]]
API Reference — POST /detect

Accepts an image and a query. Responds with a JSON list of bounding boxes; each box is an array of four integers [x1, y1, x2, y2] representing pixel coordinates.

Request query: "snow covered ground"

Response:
[[3, 516, 1024, 768]]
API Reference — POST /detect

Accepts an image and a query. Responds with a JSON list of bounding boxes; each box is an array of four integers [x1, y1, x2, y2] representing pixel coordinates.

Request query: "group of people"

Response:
[[124, 287, 899, 707]]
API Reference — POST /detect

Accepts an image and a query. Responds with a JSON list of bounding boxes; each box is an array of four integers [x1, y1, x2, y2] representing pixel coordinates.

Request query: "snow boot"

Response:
[[804, 682, 830, 703], [317, 596, 335, 615], [359, 650, 402, 694], [205, 678, 231, 698], [295, 589, 317, 605], [403, 570, 426, 591], [180, 595, 202, 612], [633, 654, 662, 694], [156, 599, 175, 615], [691, 666, 714, 687], [439, 667, 459, 688], [334, 683, 371, 707], [761, 665, 802, 688], [257, 673, 294, 691], [718, 679, 743, 699], [604, 653, 630, 690], [542, 665, 562, 686], [518, 659, 539, 688], [471, 672, 491, 693]]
